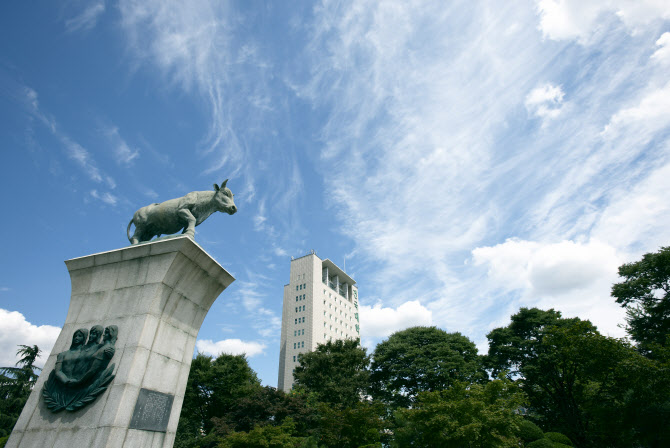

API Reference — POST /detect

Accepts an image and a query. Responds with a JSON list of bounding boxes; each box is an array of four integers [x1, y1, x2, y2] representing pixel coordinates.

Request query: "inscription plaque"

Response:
[[129, 388, 174, 432]]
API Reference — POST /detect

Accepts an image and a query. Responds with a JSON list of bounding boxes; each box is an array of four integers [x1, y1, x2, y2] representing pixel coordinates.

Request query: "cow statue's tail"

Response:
[[126, 219, 134, 244]]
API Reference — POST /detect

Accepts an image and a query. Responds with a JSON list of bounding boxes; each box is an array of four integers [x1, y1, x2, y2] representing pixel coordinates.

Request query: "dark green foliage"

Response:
[[544, 432, 572, 446], [0, 345, 42, 438], [0, 435, 8, 448], [370, 326, 486, 408], [174, 353, 262, 447], [293, 339, 370, 408], [518, 419, 544, 443], [313, 400, 385, 448], [486, 308, 670, 448], [393, 377, 526, 448], [485, 308, 590, 377], [526, 439, 555, 448], [612, 246, 670, 356], [217, 418, 303, 448]]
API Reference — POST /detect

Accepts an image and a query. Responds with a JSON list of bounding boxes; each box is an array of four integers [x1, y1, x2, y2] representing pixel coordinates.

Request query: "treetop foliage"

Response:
[[370, 326, 486, 408], [612, 245, 670, 355], [293, 338, 370, 408]]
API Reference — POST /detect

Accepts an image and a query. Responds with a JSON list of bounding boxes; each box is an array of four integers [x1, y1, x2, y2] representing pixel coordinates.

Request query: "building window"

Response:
[[302, 329, 305, 335], [293, 355, 296, 362], [294, 319, 297, 324], [293, 343, 296, 349], [324, 333, 327, 338], [296, 285, 299, 291], [301, 341, 305, 348]]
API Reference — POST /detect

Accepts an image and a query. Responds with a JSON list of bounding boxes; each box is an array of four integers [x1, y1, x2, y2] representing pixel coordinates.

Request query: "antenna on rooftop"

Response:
[[343, 256, 346, 272]]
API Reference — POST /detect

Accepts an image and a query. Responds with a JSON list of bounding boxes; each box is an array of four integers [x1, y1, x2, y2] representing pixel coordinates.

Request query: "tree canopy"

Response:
[[393, 377, 526, 448], [0, 345, 42, 439], [370, 326, 486, 408], [612, 245, 670, 356], [486, 308, 670, 447], [293, 338, 370, 408]]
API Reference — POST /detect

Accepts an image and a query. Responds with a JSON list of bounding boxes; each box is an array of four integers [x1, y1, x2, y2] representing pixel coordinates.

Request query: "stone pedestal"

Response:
[[7, 236, 234, 448]]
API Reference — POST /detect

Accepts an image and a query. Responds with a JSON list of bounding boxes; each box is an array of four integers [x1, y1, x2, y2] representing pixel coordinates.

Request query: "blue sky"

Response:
[[1, 1, 669, 387]]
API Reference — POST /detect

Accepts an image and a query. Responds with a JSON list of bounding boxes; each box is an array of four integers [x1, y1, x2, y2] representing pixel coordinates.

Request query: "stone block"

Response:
[[145, 252, 178, 284], [89, 262, 120, 292], [94, 248, 123, 267], [68, 268, 93, 295], [142, 352, 183, 394], [113, 345, 150, 388], [8, 237, 234, 448]]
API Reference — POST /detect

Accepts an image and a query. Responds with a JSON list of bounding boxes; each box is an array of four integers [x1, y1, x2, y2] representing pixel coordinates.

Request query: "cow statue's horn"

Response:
[[221, 179, 228, 188]]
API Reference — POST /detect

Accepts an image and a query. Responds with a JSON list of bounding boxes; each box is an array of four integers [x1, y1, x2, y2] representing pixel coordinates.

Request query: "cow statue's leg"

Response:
[[178, 208, 197, 238]]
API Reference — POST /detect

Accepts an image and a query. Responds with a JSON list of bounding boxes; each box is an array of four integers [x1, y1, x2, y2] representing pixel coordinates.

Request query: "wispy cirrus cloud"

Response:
[[535, 0, 670, 43], [297, 0, 670, 342], [22, 86, 116, 189], [90, 189, 118, 206], [65, 0, 106, 33], [118, 0, 304, 256], [104, 126, 139, 165]]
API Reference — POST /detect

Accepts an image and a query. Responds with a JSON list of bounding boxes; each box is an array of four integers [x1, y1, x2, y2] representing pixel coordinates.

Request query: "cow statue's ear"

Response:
[[221, 179, 228, 189], [213, 183, 220, 191]]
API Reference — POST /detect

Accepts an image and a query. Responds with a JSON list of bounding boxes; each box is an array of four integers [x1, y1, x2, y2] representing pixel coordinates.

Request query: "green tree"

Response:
[[217, 418, 304, 448], [0, 345, 42, 438], [370, 327, 486, 408], [393, 377, 526, 448], [210, 386, 318, 439], [485, 308, 588, 377], [293, 339, 370, 408], [612, 246, 670, 356], [175, 353, 262, 448], [313, 400, 384, 448], [486, 309, 670, 447]]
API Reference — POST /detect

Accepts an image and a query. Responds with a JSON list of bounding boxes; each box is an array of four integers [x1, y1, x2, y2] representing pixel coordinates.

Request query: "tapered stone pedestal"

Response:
[[7, 236, 234, 448]]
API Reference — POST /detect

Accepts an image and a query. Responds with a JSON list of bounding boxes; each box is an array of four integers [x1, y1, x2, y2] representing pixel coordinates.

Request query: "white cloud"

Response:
[[64, 138, 103, 183], [22, 86, 115, 187], [536, 0, 670, 42], [105, 127, 139, 165], [196, 338, 266, 357], [602, 81, 670, 141], [90, 189, 118, 206], [472, 239, 626, 336], [591, 159, 670, 253], [360, 300, 433, 339], [472, 238, 620, 295], [65, 1, 106, 33], [235, 278, 282, 338], [525, 83, 565, 119], [651, 32, 670, 64], [0, 309, 60, 368]]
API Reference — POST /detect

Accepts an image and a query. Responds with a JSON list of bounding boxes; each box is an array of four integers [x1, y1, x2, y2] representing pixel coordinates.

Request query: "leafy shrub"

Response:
[[527, 438, 555, 448], [0, 435, 8, 448], [518, 420, 544, 442], [545, 432, 573, 446]]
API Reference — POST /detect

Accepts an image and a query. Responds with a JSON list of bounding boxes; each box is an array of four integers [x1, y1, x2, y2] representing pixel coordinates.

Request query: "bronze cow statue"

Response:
[[127, 180, 237, 245]]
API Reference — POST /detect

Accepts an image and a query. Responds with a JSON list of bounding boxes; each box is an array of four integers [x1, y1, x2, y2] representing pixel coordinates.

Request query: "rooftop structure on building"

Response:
[[277, 251, 360, 392]]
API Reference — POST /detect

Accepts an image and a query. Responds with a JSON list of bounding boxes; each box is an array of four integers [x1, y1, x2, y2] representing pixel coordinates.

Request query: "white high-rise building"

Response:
[[277, 251, 360, 392]]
